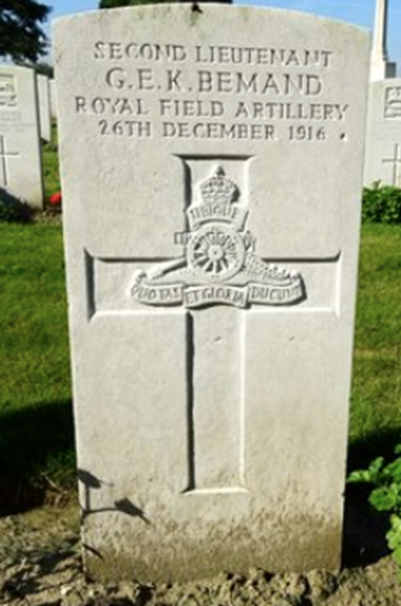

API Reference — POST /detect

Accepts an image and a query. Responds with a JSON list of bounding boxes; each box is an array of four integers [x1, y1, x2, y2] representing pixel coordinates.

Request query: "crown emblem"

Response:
[[199, 165, 239, 205], [187, 166, 248, 231]]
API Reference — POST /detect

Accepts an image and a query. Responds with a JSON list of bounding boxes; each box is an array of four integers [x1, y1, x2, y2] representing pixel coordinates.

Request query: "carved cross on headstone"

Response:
[[89, 161, 341, 494], [0, 135, 20, 187], [130, 162, 307, 492], [90, 161, 339, 495], [382, 143, 401, 186]]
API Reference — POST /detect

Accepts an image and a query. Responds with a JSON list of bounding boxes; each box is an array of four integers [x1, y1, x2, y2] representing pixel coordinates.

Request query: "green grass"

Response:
[[0, 223, 69, 407], [0, 222, 74, 509], [349, 224, 401, 468]]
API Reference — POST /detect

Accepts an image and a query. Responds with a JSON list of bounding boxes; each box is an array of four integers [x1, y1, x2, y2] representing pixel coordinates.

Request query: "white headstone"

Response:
[[0, 64, 43, 208], [370, 0, 396, 81], [370, 0, 396, 82], [37, 73, 52, 142], [364, 80, 401, 186], [55, 5, 369, 582], [49, 78, 58, 120]]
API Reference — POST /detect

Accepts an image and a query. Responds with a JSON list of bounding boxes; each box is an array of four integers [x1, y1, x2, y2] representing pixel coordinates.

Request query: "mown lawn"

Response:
[[0, 217, 400, 508], [349, 223, 401, 468], [0, 221, 74, 509], [42, 122, 61, 201]]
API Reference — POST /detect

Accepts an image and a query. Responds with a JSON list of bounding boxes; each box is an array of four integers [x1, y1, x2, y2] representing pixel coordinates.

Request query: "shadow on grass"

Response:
[[0, 187, 34, 223], [0, 399, 76, 516], [342, 428, 401, 568]]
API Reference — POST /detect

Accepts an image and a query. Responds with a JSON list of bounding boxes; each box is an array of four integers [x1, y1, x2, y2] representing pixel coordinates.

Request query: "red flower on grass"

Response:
[[49, 191, 62, 206]]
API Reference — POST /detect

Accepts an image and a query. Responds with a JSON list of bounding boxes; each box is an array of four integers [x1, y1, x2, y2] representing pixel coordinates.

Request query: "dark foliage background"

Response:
[[0, 0, 51, 63]]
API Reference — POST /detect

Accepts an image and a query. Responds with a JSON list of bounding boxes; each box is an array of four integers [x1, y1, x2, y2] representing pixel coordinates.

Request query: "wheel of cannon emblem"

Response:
[[188, 223, 246, 282]]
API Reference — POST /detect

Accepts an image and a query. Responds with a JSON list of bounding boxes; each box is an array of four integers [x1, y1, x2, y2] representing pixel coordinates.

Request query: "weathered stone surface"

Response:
[[37, 73, 52, 142], [0, 64, 43, 208], [1, 505, 401, 606], [364, 79, 401, 187], [55, 5, 369, 582]]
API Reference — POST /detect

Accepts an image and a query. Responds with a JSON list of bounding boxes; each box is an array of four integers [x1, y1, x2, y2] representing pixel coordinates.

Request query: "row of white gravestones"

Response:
[[364, 0, 401, 187], [0, 64, 52, 209], [364, 79, 401, 187], [55, 5, 369, 583]]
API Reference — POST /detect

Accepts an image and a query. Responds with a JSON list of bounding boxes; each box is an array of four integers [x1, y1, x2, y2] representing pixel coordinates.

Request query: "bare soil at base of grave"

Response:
[[1, 500, 401, 606]]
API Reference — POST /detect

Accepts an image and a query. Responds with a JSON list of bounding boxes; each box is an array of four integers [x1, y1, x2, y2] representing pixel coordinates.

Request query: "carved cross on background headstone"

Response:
[[0, 135, 20, 187], [382, 143, 401, 186]]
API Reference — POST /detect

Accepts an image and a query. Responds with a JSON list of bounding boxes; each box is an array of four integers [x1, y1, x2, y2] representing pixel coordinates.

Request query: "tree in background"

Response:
[[34, 61, 54, 78], [0, 0, 51, 63]]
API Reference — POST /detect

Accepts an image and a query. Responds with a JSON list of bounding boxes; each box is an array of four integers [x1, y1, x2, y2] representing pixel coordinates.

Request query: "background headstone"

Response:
[[49, 78, 58, 120], [55, 5, 369, 582], [0, 64, 43, 208], [370, 0, 396, 81], [364, 79, 401, 186], [364, 0, 401, 187], [37, 73, 52, 142]]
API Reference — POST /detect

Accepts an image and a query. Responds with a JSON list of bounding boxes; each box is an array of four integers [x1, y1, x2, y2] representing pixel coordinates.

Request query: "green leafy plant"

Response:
[[349, 444, 401, 579], [362, 183, 401, 224]]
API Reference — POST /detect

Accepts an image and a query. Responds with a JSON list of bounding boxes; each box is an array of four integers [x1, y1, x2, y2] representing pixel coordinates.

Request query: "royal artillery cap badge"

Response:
[[132, 166, 305, 308]]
